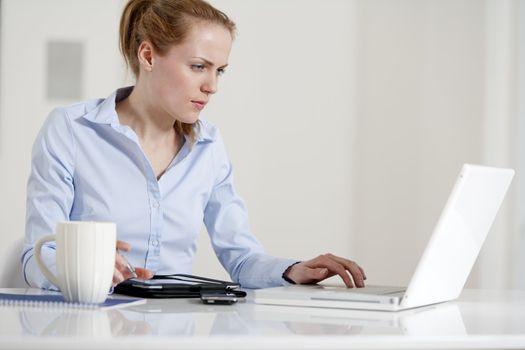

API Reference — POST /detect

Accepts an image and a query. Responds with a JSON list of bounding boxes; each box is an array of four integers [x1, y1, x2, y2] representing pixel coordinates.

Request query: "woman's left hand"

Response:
[[284, 253, 366, 288]]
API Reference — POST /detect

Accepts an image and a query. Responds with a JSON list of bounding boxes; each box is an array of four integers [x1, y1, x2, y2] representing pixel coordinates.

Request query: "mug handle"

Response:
[[34, 234, 61, 288]]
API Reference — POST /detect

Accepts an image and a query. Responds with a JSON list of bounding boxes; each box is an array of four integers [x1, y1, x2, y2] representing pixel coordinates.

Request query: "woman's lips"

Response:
[[191, 100, 206, 111]]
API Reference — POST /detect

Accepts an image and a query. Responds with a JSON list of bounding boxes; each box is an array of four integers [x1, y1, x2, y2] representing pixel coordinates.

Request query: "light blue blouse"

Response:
[[22, 87, 295, 289]]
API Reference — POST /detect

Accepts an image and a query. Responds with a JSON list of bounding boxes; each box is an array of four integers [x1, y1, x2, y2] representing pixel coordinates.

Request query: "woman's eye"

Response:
[[217, 68, 226, 76], [191, 64, 205, 71]]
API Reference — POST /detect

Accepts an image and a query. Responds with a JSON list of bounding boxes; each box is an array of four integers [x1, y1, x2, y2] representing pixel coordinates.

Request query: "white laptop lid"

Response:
[[400, 164, 514, 308]]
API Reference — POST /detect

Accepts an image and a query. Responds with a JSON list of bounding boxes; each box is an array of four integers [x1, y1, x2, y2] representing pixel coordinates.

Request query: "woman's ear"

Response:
[[137, 41, 154, 72]]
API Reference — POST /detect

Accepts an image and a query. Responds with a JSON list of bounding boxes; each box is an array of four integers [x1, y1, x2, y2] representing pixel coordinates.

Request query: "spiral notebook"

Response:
[[0, 292, 145, 310]]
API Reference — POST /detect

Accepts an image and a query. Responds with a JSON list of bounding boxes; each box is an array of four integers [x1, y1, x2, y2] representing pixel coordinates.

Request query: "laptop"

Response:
[[254, 164, 515, 311]]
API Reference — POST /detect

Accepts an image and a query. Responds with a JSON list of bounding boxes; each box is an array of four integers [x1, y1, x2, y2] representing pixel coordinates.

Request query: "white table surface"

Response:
[[0, 288, 524, 349]]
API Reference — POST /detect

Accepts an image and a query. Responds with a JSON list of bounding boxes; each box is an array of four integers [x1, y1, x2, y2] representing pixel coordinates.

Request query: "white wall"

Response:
[[0, 0, 126, 286], [0, 0, 523, 289], [193, 0, 358, 280], [516, 0, 525, 289], [352, 0, 486, 286], [478, 0, 521, 289], [351, 0, 523, 288]]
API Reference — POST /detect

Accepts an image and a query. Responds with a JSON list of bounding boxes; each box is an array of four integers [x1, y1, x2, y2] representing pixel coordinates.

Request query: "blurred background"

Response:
[[0, 0, 523, 289]]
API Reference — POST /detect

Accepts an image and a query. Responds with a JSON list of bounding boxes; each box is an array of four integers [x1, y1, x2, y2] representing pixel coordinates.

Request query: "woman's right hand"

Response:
[[113, 240, 154, 286]]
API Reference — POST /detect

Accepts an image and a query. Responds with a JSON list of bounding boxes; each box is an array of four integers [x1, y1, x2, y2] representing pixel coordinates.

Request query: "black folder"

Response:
[[113, 274, 247, 299]]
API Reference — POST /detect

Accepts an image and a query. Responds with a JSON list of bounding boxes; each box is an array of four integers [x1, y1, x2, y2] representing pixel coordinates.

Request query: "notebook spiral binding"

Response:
[[0, 292, 145, 309], [0, 298, 99, 309]]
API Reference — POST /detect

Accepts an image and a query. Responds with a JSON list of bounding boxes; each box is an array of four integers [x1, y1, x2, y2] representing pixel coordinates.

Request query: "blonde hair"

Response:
[[119, 0, 236, 143]]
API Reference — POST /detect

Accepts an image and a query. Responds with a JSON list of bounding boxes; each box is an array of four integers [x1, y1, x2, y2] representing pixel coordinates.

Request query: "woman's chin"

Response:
[[179, 113, 201, 125], [172, 113, 200, 125]]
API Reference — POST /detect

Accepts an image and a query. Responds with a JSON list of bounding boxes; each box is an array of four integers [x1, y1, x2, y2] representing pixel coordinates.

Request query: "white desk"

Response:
[[0, 289, 524, 349]]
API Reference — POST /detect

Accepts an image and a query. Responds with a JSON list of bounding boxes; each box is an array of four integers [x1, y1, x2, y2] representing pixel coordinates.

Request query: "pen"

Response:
[[117, 250, 138, 279]]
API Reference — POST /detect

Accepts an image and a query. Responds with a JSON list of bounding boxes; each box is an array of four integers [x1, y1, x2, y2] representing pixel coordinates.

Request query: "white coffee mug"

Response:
[[34, 221, 116, 304]]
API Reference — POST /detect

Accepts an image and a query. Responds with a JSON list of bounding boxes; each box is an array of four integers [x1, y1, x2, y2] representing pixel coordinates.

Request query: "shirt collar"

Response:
[[82, 86, 216, 143], [81, 87, 130, 125], [195, 121, 214, 142]]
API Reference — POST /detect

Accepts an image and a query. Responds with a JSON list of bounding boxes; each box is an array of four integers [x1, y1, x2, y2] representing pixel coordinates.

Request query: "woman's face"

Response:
[[142, 21, 233, 124]]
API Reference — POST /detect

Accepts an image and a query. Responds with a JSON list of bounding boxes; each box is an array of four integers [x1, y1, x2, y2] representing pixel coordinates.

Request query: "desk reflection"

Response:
[[16, 299, 466, 337], [1, 289, 524, 350], [251, 303, 466, 336], [19, 308, 151, 337], [18, 304, 240, 337]]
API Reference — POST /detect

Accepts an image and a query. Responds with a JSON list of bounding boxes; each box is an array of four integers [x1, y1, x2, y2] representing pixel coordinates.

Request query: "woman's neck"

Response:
[[116, 83, 175, 142]]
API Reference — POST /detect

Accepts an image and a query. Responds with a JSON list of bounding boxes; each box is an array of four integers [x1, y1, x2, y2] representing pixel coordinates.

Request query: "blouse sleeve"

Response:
[[21, 108, 76, 289], [203, 130, 296, 288]]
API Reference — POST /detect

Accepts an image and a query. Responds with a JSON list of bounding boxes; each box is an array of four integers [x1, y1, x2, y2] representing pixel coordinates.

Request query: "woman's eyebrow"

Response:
[[193, 56, 228, 69]]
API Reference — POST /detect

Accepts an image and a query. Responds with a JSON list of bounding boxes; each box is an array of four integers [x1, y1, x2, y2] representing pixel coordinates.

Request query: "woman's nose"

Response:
[[201, 74, 218, 95]]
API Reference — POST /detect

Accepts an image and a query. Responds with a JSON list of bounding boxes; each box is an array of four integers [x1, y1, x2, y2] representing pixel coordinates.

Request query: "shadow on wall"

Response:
[[0, 238, 27, 287]]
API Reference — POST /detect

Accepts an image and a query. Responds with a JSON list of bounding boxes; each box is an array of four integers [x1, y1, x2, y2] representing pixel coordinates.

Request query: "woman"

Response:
[[22, 0, 366, 289]]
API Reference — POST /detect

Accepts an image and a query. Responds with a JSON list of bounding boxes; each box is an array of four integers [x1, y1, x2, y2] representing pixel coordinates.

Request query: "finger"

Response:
[[326, 254, 365, 287], [116, 240, 131, 252], [114, 254, 137, 280], [346, 262, 365, 287], [325, 254, 365, 285], [359, 266, 367, 280], [113, 269, 125, 286], [134, 267, 154, 280], [115, 254, 130, 270], [309, 255, 354, 288]]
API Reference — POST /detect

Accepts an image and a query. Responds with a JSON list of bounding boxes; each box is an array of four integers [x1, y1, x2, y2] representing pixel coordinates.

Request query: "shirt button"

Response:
[[152, 240, 159, 247], [152, 200, 160, 208]]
